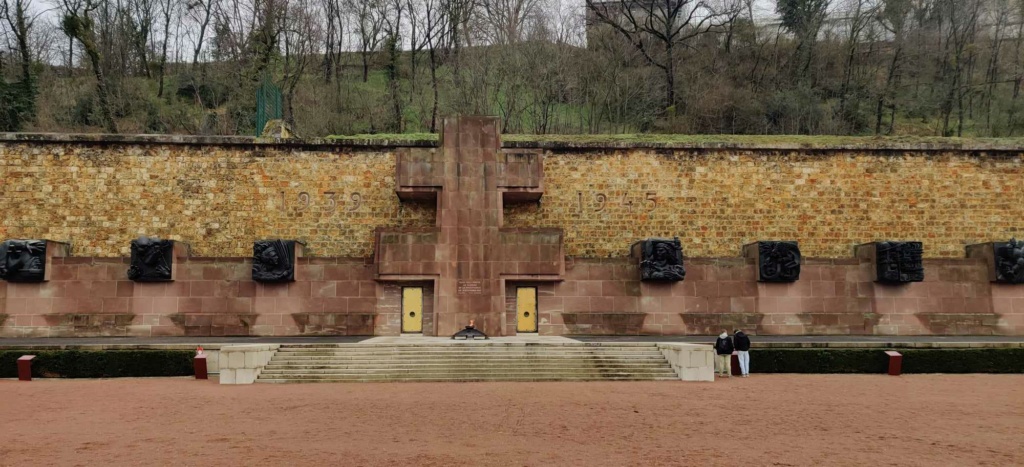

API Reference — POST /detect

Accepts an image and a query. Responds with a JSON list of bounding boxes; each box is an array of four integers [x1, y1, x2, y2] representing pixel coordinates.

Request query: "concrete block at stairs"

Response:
[[219, 344, 280, 385], [228, 351, 244, 370], [658, 343, 714, 382], [235, 368, 256, 384]]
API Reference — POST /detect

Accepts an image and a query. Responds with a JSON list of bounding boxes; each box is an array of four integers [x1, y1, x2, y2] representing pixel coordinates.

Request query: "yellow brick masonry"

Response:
[[504, 149, 1024, 258], [0, 142, 435, 257], [1, 140, 1022, 258]]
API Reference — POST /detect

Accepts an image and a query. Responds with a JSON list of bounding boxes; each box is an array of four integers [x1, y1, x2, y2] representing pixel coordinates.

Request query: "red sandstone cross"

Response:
[[374, 117, 565, 337]]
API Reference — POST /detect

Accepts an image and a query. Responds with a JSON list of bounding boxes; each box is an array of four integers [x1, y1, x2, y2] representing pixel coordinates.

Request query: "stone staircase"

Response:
[[256, 343, 679, 383]]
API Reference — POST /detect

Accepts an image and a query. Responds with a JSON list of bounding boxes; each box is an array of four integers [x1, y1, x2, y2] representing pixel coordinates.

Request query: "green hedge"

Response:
[[751, 348, 1024, 374], [0, 350, 195, 378]]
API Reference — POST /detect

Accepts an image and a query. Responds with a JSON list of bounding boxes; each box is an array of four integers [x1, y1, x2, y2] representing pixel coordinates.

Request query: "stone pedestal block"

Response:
[[658, 343, 715, 382], [218, 344, 279, 384]]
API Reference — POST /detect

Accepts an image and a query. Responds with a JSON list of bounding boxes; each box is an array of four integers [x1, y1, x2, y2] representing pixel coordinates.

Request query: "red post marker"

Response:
[[17, 355, 35, 381], [885, 351, 903, 376], [194, 354, 208, 380]]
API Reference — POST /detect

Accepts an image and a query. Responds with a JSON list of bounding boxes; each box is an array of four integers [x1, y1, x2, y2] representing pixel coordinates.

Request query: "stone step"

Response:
[[256, 376, 680, 383], [272, 346, 659, 350], [272, 348, 659, 352], [263, 362, 672, 370], [271, 351, 666, 357], [257, 343, 678, 384], [260, 374, 679, 380], [265, 359, 667, 365], [268, 356, 667, 362], [276, 344, 661, 349], [260, 368, 679, 374]]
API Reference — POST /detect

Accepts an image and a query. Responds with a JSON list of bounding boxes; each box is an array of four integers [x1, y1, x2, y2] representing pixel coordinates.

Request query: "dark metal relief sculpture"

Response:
[[0, 240, 47, 282], [127, 237, 174, 282], [995, 238, 1024, 284], [876, 241, 924, 283], [639, 237, 686, 282], [757, 241, 801, 282], [252, 240, 297, 283]]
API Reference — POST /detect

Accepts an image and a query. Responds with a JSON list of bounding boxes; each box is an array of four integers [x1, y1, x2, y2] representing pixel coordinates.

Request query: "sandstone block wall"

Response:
[[0, 141, 434, 257], [1, 135, 1023, 337], [504, 149, 1024, 258]]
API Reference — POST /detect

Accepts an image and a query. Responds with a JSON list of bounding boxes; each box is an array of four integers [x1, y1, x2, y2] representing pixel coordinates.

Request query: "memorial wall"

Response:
[[0, 128, 1022, 338]]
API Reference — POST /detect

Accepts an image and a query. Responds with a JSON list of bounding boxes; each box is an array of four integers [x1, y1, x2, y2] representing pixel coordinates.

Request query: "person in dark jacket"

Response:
[[733, 330, 751, 377], [714, 331, 734, 377]]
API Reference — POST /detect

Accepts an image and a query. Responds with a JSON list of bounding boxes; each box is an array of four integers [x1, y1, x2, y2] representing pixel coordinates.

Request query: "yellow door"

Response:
[[516, 287, 538, 333], [402, 287, 423, 333]]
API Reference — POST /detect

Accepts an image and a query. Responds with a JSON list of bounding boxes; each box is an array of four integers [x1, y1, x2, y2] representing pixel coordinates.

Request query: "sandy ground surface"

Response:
[[1, 375, 1022, 466]]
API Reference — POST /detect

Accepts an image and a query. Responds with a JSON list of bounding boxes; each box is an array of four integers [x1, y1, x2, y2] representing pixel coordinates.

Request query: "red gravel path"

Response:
[[1, 375, 1021, 466]]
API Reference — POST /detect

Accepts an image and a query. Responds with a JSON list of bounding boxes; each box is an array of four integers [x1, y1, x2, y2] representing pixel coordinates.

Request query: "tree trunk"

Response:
[[362, 50, 369, 82], [84, 41, 118, 133], [192, 0, 212, 73], [665, 41, 675, 113], [157, 0, 172, 98], [429, 47, 439, 133]]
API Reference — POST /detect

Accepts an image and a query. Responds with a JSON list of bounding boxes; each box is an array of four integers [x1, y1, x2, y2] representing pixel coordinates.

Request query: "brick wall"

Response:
[[3, 255, 1019, 337], [1, 135, 1023, 337], [0, 257, 378, 337], [0, 141, 434, 257], [2, 138, 1021, 259], [529, 258, 1024, 336], [504, 149, 1024, 258]]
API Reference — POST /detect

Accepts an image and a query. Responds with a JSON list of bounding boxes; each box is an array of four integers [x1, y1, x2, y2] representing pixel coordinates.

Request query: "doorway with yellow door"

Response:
[[401, 287, 423, 333], [516, 286, 538, 333]]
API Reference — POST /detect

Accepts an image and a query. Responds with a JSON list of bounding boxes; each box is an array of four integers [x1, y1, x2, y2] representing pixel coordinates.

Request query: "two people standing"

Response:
[[714, 330, 752, 378]]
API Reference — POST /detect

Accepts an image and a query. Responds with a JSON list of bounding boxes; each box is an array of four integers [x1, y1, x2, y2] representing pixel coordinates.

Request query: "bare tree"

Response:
[[480, 0, 540, 44], [321, 0, 343, 82], [1, 0, 35, 84], [383, 0, 405, 130], [186, 0, 214, 71], [875, 0, 912, 134], [156, 0, 174, 96], [422, 0, 448, 131], [348, 0, 386, 82], [935, 0, 981, 136], [60, 0, 118, 132], [585, 0, 739, 112], [281, 0, 320, 126], [776, 0, 831, 81], [124, 0, 156, 77]]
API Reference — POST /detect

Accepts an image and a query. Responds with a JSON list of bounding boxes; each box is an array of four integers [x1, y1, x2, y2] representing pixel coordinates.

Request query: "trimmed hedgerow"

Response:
[[750, 348, 1024, 374], [899, 349, 1024, 374], [0, 350, 194, 378]]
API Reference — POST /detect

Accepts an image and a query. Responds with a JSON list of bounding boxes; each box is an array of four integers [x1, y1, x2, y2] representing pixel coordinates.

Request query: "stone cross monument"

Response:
[[375, 117, 564, 337]]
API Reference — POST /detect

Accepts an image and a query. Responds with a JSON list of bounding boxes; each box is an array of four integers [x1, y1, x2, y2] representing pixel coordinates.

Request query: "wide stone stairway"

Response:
[[256, 343, 679, 383]]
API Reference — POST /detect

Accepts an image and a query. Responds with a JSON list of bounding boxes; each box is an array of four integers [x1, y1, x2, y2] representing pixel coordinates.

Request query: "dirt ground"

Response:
[[1, 375, 1022, 466]]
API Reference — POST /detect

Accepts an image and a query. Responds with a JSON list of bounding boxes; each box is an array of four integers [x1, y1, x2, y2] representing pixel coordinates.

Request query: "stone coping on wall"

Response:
[[4, 341, 1022, 350], [3, 132, 1024, 153]]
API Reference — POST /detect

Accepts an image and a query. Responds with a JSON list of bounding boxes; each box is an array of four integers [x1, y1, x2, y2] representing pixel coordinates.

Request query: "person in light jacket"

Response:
[[714, 331, 734, 377], [733, 330, 751, 377]]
